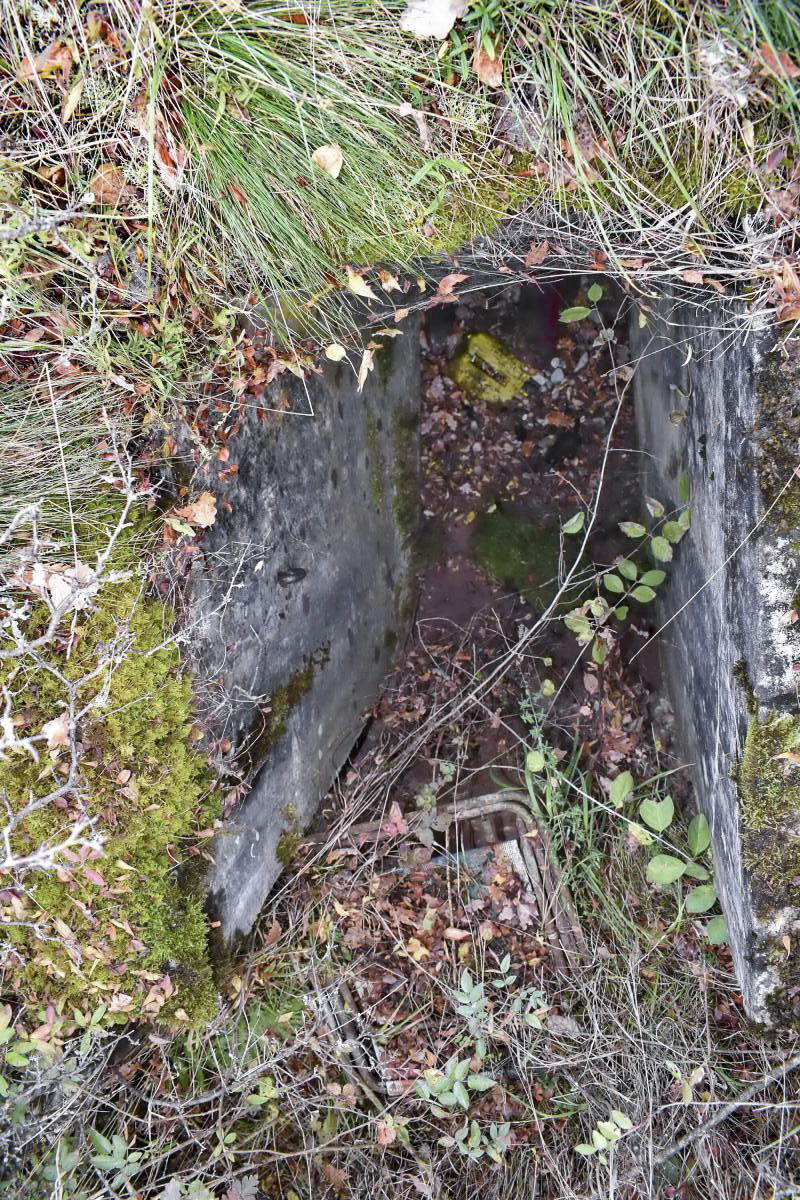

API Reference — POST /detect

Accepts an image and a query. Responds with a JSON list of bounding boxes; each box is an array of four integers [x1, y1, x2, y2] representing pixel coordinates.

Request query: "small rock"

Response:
[[574, 351, 589, 372], [547, 1013, 582, 1039], [550, 368, 565, 384]]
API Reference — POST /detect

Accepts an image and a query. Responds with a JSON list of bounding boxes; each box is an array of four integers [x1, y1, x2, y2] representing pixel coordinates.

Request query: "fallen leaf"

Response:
[[383, 801, 409, 836], [325, 343, 348, 361], [176, 491, 217, 528], [41, 713, 69, 750], [399, 0, 468, 39], [757, 42, 800, 79], [544, 409, 574, 428], [376, 1119, 397, 1146], [379, 269, 402, 292], [321, 1163, 347, 1192], [18, 40, 73, 83], [357, 348, 375, 392], [473, 41, 503, 87], [89, 163, 131, 207], [346, 267, 377, 300], [62, 77, 84, 123], [444, 927, 470, 940], [311, 142, 344, 179], [406, 936, 430, 961], [264, 919, 283, 946], [681, 269, 705, 285], [524, 240, 549, 267], [583, 672, 599, 695], [437, 271, 468, 296]]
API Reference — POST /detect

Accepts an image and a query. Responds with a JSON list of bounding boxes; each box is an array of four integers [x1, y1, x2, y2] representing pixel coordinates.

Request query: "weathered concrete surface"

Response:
[[631, 294, 800, 1024], [190, 329, 420, 940]]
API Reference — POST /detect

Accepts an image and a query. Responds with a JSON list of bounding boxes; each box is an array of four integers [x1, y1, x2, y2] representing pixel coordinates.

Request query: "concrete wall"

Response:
[[631, 294, 800, 1024], [189, 328, 420, 941]]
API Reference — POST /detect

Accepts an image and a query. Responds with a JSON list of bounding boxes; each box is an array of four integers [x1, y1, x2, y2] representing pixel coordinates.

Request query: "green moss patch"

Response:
[[0, 579, 217, 1025], [739, 711, 800, 914], [471, 507, 572, 609], [449, 333, 531, 406]]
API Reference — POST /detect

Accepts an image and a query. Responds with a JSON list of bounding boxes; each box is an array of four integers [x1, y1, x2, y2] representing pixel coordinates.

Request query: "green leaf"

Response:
[[685, 885, 717, 914], [614, 605, 629, 620], [631, 585, 656, 603], [645, 497, 665, 519], [591, 637, 608, 665], [559, 305, 592, 323], [603, 573, 624, 594], [619, 521, 646, 538], [89, 1129, 114, 1156], [651, 535, 673, 562], [683, 861, 710, 881], [611, 771, 633, 809], [639, 795, 674, 832], [647, 854, 686, 886], [575, 1144, 596, 1156], [628, 822, 653, 846], [639, 569, 666, 586], [453, 1081, 470, 1109], [438, 1090, 458, 1107], [705, 915, 728, 944], [678, 507, 691, 531], [612, 1110, 633, 1130], [467, 1074, 496, 1091], [562, 511, 585, 534], [454, 1058, 471, 1081], [678, 473, 691, 504], [618, 559, 638, 580], [592, 1129, 609, 1150], [526, 749, 545, 773], [663, 520, 685, 544], [687, 813, 711, 855], [587, 283, 604, 302], [597, 1121, 619, 1141]]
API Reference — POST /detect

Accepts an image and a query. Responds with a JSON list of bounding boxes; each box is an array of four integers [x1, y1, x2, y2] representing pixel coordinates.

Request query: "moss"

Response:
[[366, 410, 385, 514], [753, 355, 800, 531], [374, 339, 394, 389], [449, 332, 531, 406], [0, 570, 217, 1025], [471, 505, 574, 610], [276, 829, 303, 868], [732, 659, 758, 716], [739, 712, 800, 913], [238, 645, 330, 775], [391, 405, 420, 543]]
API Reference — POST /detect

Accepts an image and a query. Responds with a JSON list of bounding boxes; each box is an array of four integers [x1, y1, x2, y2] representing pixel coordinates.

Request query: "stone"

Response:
[[189, 326, 420, 941], [631, 292, 800, 1025]]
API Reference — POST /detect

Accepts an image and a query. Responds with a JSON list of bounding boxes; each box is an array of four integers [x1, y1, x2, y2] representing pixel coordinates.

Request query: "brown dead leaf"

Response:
[[376, 1119, 397, 1147], [18, 40, 74, 83], [444, 927, 470, 940], [681, 269, 705, 285], [379, 269, 402, 292], [89, 163, 131, 207], [383, 801, 409, 836], [264, 918, 283, 946], [176, 490, 217, 528], [544, 410, 575, 428], [321, 1163, 347, 1193], [756, 42, 800, 79], [524, 240, 549, 267], [437, 271, 468, 296], [473, 41, 503, 87]]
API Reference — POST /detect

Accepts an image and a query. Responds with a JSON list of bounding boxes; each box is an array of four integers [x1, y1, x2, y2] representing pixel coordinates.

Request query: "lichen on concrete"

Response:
[[753, 354, 800, 532], [449, 332, 531, 406]]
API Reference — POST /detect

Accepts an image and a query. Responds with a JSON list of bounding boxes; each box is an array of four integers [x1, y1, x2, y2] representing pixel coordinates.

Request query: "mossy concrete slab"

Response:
[[449, 332, 531, 405], [189, 324, 420, 941], [631, 294, 800, 1025]]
